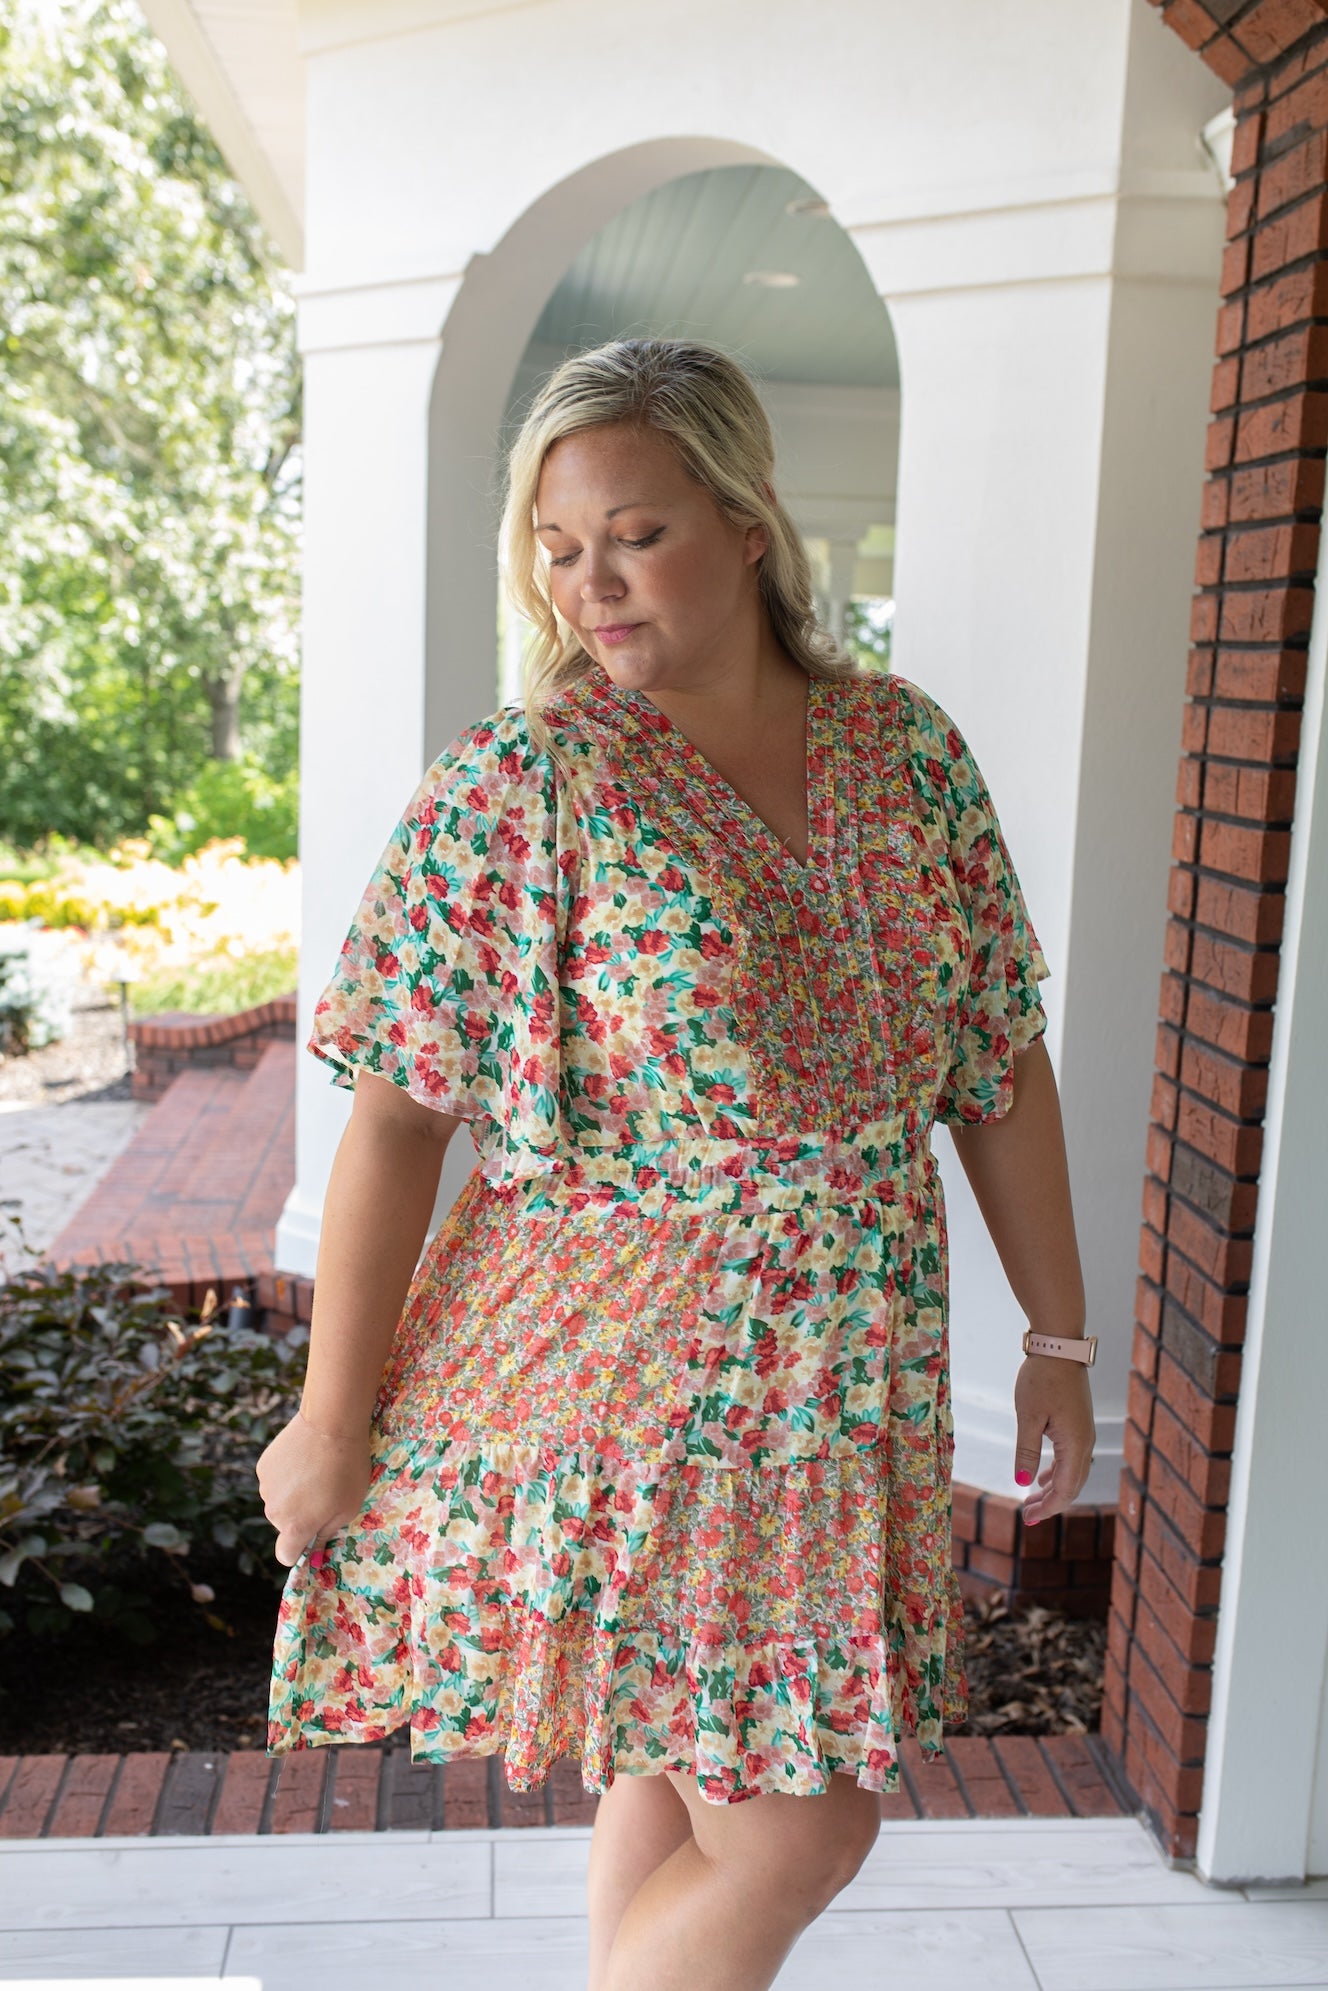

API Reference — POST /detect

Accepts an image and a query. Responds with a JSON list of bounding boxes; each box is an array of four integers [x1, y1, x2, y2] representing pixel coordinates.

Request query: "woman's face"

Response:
[[533, 419, 769, 694]]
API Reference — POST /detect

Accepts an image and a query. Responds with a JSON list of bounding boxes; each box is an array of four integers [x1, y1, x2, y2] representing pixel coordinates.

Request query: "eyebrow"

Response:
[[534, 501, 659, 533]]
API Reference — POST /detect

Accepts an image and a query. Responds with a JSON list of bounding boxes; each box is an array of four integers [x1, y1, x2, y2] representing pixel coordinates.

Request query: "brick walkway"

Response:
[[45, 1039, 294, 1302], [0, 1734, 1128, 1839]]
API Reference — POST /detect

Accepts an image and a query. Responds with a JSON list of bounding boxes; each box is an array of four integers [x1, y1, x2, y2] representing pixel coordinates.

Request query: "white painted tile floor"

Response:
[[0, 1815, 1324, 1989]]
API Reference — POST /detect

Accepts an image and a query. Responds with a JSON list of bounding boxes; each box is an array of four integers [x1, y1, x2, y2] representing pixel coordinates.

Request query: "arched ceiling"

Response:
[[509, 162, 898, 427]]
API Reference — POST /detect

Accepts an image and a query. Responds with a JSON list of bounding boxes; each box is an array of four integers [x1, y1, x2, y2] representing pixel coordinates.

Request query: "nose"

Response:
[[579, 543, 626, 602]]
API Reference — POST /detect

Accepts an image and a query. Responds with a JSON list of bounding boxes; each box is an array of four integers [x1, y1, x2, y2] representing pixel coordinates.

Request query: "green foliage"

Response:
[[128, 945, 298, 1018], [844, 597, 893, 672], [145, 756, 299, 864], [0, 0, 301, 851], [0, 1250, 304, 1641]]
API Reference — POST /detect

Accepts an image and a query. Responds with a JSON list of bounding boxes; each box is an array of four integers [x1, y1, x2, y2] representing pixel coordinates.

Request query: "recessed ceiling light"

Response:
[[785, 196, 831, 217], [742, 270, 801, 288]]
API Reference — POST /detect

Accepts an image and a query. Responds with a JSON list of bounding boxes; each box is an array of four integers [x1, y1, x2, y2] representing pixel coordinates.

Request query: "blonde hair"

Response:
[[497, 336, 866, 773]]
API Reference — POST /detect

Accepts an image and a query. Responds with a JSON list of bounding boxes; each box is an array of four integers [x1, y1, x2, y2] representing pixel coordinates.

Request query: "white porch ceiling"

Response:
[[136, 0, 305, 266], [521, 164, 899, 398]]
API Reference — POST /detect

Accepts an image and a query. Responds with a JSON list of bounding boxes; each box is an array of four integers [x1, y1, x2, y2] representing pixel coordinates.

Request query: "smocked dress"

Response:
[[266, 663, 1051, 1803]]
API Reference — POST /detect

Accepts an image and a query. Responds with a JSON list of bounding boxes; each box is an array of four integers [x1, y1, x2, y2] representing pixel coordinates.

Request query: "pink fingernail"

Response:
[[1015, 1469, 1033, 1486]]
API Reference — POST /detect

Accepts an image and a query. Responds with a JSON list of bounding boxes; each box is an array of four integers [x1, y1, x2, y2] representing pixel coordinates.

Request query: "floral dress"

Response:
[[266, 663, 1050, 1803]]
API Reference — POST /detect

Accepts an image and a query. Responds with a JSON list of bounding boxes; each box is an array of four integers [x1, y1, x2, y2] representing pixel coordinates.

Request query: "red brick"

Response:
[[1183, 699, 1212, 756], [987, 1736, 1069, 1816], [979, 1494, 1020, 1555], [966, 1543, 1017, 1585], [1253, 125, 1328, 220], [1203, 32, 1257, 90], [1142, 1504, 1225, 1615], [1189, 930, 1282, 1006], [901, 1737, 971, 1818], [1156, 1022, 1182, 1082], [46, 1755, 118, 1838], [1127, 1369, 1158, 1437], [0, 1757, 65, 1837], [1212, 350, 1242, 408], [549, 1757, 599, 1826], [1235, 763, 1299, 819], [1151, 1397, 1234, 1507], [1167, 1189, 1255, 1286], [326, 1746, 383, 1831], [1142, 1443, 1230, 1561], [1130, 1545, 1226, 1672], [1123, 1417, 1151, 1486], [1171, 1130, 1258, 1214], [1179, 1040, 1267, 1129], [1212, 644, 1309, 699], [1196, 817, 1292, 889], [101, 1753, 170, 1836], [497, 1782, 547, 1827], [211, 1751, 274, 1835], [1206, 409, 1237, 476], [951, 1483, 981, 1542], [1162, 1249, 1251, 1345], [1170, 860, 1202, 911], [1041, 1733, 1125, 1817], [269, 1750, 328, 1834], [1155, 1348, 1240, 1450], [442, 1756, 489, 1829], [1183, 985, 1275, 1062], [1266, 62, 1328, 150], [1134, 1595, 1216, 1719], [1235, 0, 1328, 70], [947, 1737, 1021, 1817], [1250, 198, 1328, 282]]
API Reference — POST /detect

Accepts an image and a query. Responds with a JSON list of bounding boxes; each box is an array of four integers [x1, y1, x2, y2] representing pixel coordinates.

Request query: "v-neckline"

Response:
[[580, 668, 826, 878]]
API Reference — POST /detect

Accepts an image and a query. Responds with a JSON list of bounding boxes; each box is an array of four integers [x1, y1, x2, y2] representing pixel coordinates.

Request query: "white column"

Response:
[[847, 171, 1225, 1503], [275, 277, 486, 1278], [1195, 499, 1328, 1887]]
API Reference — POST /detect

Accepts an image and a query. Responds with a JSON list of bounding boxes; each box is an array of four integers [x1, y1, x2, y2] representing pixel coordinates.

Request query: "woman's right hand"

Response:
[[255, 1409, 374, 1568]]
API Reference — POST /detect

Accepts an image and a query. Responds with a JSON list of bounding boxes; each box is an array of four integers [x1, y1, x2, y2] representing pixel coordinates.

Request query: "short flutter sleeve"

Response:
[[900, 679, 1051, 1128], [306, 703, 566, 1178]]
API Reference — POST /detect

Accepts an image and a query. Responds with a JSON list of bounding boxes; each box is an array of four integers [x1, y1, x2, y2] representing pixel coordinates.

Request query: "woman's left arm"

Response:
[[946, 1036, 1096, 1526]]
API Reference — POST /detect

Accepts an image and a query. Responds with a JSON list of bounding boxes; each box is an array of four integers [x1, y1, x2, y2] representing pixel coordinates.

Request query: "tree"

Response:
[[0, 0, 300, 849]]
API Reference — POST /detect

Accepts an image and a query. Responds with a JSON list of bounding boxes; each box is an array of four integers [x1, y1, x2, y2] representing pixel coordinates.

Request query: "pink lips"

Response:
[[594, 624, 640, 645]]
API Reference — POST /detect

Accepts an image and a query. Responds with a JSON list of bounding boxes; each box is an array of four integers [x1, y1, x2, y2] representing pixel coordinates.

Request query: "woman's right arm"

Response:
[[256, 1072, 466, 1565]]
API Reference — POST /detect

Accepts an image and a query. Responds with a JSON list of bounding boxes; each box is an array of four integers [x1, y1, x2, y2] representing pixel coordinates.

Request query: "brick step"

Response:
[[0, 1734, 1129, 1838], [46, 1040, 294, 1310]]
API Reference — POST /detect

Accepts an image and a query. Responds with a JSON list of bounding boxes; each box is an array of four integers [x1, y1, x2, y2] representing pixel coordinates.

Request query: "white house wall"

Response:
[[275, 0, 1231, 1509]]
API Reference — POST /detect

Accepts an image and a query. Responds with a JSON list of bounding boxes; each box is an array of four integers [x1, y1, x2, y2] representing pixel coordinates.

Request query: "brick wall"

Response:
[[129, 993, 297, 1101], [1108, 0, 1328, 1861]]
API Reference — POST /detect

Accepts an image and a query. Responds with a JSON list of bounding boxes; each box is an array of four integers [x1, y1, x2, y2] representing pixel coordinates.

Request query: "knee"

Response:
[[812, 1802, 880, 1903], [764, 1798, 881, 1918]]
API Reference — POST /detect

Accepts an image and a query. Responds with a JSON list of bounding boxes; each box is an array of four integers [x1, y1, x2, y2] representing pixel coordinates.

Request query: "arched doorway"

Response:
[[421, 140, 899, 768]]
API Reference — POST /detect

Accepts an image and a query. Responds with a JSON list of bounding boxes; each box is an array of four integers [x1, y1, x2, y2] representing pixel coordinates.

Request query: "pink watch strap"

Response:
[[1022, 1329, 1098, 1366]]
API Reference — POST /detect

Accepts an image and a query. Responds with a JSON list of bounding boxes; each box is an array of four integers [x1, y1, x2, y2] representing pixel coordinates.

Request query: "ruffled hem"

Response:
[[268, 1604, 962, 1803], [266, 1433, 967, 1804]]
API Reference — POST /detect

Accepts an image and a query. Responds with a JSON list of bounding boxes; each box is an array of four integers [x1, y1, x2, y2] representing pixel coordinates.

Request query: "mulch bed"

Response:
[[0, 982, 135, 1107], [0, 1566, 1105, 1758]]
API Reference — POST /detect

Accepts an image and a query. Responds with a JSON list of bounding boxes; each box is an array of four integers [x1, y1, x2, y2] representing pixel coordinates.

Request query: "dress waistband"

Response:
[[476, 1112, 935, 1219]]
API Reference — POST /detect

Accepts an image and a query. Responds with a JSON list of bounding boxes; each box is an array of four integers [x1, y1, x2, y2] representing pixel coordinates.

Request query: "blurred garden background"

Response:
[[1, 0, 300, 1075]]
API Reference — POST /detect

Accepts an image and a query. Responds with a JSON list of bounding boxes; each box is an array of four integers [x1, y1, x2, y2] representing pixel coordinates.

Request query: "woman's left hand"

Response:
[[1012, 1355, 1096, 1526]]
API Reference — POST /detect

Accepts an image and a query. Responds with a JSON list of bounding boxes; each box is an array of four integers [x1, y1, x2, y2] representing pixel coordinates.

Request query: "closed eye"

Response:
[[548, 529, 664, 568]]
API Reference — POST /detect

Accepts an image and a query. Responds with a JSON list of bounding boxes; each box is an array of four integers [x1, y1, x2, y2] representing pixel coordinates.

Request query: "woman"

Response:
[[260, 336, 1096, 1991]]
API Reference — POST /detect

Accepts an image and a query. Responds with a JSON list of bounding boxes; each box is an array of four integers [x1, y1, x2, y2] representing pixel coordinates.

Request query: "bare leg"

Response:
[[587, 1771, 695, 1990], [599, 1766, 881, 1991]]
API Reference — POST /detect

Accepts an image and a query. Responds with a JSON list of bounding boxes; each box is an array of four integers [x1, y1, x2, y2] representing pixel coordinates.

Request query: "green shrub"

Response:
[[0, 1249, 306, 1645], [127, 946, 299, 1018], [146, 759, 299, 864]]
